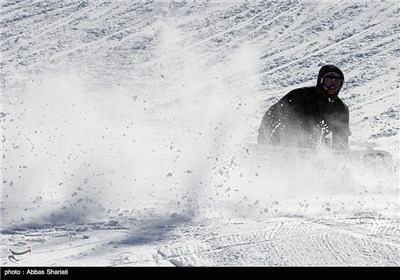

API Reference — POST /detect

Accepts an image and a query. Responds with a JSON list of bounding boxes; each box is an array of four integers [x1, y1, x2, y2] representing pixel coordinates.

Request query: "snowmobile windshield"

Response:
[[321, 74, 343, 90]]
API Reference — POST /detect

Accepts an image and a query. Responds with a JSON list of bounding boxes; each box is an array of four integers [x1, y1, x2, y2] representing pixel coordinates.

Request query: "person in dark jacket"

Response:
[[258, 64, 351, 149]]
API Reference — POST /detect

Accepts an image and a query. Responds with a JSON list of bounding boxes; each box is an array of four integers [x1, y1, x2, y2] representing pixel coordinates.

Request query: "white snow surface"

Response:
[[1, 0, 399, 266]]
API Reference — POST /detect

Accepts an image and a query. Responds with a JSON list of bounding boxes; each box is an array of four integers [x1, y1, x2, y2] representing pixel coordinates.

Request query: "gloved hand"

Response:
[[332, 134, 349, 150]]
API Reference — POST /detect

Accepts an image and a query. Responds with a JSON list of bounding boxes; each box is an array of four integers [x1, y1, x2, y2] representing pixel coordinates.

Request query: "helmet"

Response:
[[317, 64, 345, 98]]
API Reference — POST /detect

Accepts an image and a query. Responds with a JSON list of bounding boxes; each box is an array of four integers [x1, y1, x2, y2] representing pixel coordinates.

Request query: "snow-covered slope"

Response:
[[1, 0, 399, 266]]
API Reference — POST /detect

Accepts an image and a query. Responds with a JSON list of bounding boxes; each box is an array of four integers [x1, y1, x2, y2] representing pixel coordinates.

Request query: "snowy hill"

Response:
[[1, 0, 399, 266]]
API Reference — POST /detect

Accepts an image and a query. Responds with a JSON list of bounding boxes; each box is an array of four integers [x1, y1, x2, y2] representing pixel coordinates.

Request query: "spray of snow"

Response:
[[1, 1, 399, 229]]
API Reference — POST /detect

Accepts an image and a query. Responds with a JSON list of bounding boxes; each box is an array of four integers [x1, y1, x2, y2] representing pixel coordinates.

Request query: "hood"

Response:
[[316, 64, 344, 101]]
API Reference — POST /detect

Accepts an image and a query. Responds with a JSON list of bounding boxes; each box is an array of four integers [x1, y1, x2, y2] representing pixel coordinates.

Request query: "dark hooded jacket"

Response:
[[257, 65, 351, 149]]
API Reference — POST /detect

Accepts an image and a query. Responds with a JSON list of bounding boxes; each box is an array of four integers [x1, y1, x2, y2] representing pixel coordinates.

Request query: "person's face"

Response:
[[322, 72, 342, 95]]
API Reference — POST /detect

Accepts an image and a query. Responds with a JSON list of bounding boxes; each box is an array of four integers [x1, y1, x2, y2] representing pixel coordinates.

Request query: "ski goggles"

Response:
[[321, 74, 343, 90]]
